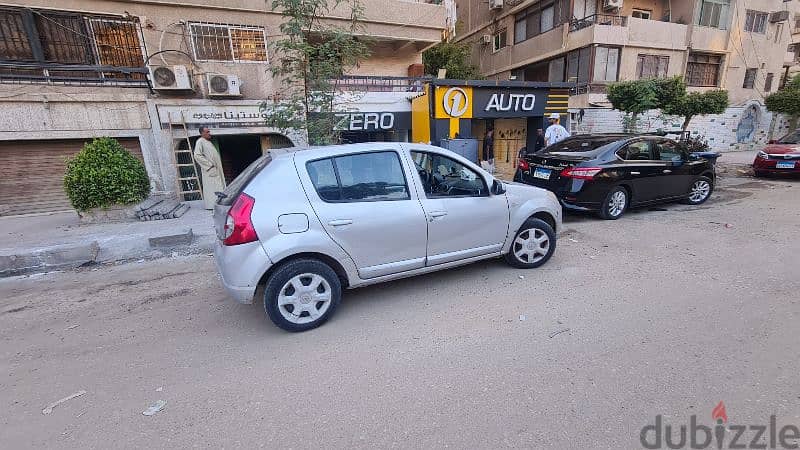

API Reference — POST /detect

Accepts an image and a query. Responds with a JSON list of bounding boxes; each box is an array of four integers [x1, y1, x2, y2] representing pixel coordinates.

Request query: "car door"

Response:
[[652, 139, 694, 198], [616, 140, 664, 204], [301, 150, 428, 279], [407, 148, 510, 266]]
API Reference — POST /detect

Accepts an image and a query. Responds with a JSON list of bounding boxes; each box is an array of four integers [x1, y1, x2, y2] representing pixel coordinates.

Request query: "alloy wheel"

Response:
[[689, 180, 711, 203], [277, 273, 333, 325], [513, 228, 551, 264], [608, 190, 627, 217]]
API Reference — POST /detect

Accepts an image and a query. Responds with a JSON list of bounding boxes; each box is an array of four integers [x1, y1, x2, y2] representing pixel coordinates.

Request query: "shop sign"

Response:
[[157, 104, 270, 128], [333, 112, 411, 132]]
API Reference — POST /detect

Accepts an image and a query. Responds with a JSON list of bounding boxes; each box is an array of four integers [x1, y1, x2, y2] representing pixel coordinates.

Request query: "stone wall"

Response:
[[569, 103, 793, 152]]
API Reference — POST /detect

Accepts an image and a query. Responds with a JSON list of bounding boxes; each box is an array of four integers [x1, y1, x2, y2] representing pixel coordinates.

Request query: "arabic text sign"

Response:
[[158, 105, 270, 127]]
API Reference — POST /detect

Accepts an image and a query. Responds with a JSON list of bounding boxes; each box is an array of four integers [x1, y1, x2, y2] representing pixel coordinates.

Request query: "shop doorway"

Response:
[[214, 134, 263, 183]]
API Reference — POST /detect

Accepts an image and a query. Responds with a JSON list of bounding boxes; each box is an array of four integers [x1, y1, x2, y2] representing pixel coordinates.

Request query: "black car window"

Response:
[[544, 135, 624, 155], [411, 151, 487, 198], [654, 140, 684, 162], [617, 141, 653, 161], [306, 151, 410, 202]]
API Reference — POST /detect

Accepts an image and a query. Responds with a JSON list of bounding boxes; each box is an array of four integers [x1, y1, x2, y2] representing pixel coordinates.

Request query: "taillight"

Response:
[[560, 167, 602, 180], [518, 159, 530, 171], [222, 193, 258, 246]]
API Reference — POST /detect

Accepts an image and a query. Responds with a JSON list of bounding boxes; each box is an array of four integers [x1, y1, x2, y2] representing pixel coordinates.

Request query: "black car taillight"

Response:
[[560, 167, 602, 180], [518, 159, 530, 171]]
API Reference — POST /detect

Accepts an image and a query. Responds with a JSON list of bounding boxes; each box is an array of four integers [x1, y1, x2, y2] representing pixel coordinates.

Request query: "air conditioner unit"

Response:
[[206, 74, 242, 97], [770, 10, 789, 23], [489, 0, 503, 10], [481, 34, 492, 45], [603, 0, 623, 10], [149, 65, 191, 90]]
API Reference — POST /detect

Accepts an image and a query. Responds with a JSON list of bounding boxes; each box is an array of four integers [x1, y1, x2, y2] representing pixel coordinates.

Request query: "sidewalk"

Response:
[[0, 201, 215, 277]]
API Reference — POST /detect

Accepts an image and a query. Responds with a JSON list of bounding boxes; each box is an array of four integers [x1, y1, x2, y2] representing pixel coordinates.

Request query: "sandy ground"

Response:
[[1, 174, 798, 449]]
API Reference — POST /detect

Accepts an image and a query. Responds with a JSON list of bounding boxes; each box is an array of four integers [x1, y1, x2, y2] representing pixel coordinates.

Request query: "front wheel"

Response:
[[264, 259, 342, 332], [504, 218, 557, 269], [680, 176, 714, 205], [599, 186, 628, 220]]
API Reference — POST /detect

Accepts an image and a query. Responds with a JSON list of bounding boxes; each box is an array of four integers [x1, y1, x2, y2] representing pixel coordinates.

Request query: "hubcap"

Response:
[[689, 180, 710, 203], [277, 273, 332, 325], [608, 190, 626, 217], [513, 228, 550, 264]]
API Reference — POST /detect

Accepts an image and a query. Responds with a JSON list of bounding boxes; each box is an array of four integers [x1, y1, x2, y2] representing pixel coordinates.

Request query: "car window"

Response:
[[617, 141, 653, 161], [654, 140, 684, 162], [411, 151, 487, 197], [307, 151, 410, 203]]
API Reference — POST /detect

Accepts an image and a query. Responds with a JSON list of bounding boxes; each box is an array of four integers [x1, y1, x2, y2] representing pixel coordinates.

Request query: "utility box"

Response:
[[440, 138, 479, 163]]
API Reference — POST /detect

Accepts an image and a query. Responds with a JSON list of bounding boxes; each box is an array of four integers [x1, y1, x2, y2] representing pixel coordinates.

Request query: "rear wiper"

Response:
[[215, 192, 227, 201]]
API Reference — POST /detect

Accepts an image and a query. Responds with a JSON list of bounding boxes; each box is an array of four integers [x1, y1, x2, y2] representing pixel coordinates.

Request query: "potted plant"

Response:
[[64, 137, 150, 223]]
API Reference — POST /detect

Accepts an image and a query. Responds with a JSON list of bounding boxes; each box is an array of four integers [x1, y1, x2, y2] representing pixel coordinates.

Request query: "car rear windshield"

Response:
[[541, 136, 622, 156], [217, 154, 272, 206], [777, 131, 800, 144]]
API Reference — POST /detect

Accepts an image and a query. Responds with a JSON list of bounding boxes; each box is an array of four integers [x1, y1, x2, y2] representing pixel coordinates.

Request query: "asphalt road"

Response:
[[1, 175, 799, 449]]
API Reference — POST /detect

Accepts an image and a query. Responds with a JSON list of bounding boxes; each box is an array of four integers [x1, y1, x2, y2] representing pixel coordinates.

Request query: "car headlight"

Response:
[[757, 151, 769, 159]]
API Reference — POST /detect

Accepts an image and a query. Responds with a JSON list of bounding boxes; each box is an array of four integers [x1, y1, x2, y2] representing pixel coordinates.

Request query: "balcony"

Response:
[[0, 62, 149, 87], [328, 0, 447, 44], [567, 15, 689, 51], [333, 75, 431, 92]]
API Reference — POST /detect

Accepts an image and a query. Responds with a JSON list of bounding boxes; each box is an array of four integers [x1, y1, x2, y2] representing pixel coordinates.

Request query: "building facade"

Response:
[[0, 0, 448, 216], [453, 0, 800, 150]]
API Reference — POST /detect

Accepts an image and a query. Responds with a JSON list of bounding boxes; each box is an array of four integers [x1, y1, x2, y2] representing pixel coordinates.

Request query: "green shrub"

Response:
[[64, 137, 150, 211]]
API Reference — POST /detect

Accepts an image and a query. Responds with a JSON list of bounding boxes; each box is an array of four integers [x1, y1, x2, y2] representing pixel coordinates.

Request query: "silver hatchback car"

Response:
[[213, 143, 562, 332]]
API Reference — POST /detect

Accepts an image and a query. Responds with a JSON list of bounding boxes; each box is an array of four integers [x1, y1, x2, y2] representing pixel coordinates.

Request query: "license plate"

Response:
[[776, 161, 796, 169], [533, 167, 551, 180]]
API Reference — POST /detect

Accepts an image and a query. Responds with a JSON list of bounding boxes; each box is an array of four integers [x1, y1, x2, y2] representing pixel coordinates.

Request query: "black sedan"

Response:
[[513, 134, 717, 219]]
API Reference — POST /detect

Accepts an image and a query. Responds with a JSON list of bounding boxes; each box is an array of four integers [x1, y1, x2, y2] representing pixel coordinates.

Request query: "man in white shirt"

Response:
[[544, 113, 570, 146]]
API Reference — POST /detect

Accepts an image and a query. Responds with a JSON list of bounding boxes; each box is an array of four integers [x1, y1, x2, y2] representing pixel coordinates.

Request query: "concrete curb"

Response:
[[0, 229, 215, 278]]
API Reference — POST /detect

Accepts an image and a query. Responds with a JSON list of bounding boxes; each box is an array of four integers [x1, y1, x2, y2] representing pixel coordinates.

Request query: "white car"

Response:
[[213, 143, 562, 332]]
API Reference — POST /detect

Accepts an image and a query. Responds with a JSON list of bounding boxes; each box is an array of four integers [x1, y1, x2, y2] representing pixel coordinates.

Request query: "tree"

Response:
[[422, 40, 481, 80], [261, 0, 371, 145], [765, 74, 800, 129], [606, 79, 658, 132], [662, 90, 728, 132]]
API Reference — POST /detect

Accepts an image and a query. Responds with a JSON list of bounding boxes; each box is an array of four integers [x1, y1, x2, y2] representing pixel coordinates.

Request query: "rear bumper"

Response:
[[213, 240, 272, 304]]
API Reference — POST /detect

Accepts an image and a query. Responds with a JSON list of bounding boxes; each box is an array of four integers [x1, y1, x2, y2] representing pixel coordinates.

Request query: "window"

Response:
[[743, 68, 757, 89], [654, 141, 683, 162], [631, 9, 651, 20], [698, 0, 729, 29], [411, 151, 487, 197], [765, 73, 774, 92], [190, 22, 267, 62], [0, 7, 145, 85], [514, 0, 564, 43], [593, 46, 619, 82], [566, 47, 591, 83], [744, 10, 768, 33], [307, 152, 410, 203], [795, 14, 800, 32], [686, 52, 723, 87], [636, 54, 669, 79], [617, 141, 653, 161], [492, 29, 507, 52], [549, 57, 565, 82]]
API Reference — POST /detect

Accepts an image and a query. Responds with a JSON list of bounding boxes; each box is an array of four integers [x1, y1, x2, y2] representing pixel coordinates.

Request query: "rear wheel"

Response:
[[504, 218, 556, 269], [599, 186, 628, 220], [264, 259, 341, 332], [680, 176, 713, 205]]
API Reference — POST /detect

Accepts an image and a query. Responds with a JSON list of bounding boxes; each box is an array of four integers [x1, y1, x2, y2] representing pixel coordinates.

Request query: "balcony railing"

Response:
[[0, 61, 149, 87], [333, 75, 433, 92], [569, 14, 628, 32]]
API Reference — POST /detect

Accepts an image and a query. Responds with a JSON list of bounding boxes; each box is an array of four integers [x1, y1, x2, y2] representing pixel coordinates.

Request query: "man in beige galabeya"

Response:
[[193, 125, 226, 210]]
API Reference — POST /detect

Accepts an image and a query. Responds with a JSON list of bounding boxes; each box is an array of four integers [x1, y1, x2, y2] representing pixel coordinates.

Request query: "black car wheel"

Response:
[[264, 258, 342, 332], [599, 186, 628, 220], [681, 176, 713, 205], [504, 218, 557, 269]]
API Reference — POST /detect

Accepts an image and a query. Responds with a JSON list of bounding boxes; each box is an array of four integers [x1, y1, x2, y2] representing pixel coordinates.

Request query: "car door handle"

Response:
[[663, 169, 672, 174], [630, 171, 641, 175], [427, 210, 447, 221], [328, 219, 353, 226]]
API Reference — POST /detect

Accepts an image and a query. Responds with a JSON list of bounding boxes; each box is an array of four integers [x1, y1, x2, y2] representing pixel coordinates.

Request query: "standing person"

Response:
[[545, 113, 570, 146], [534, 128, 546, 152], [483, 128, 495, 173], [193, 125, 226, 210]]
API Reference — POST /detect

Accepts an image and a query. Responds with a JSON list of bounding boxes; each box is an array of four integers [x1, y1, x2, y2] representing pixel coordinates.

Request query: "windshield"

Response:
[[540, 136, 622, 156], [777, 130, 800, 144]]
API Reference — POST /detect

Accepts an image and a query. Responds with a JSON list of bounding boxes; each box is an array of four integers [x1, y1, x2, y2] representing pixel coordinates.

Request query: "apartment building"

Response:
[[454, 0, 800, 150], [0, 0, 447, 216]]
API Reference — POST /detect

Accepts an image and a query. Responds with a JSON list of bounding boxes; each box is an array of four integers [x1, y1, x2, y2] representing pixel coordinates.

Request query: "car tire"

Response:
[[264, 258, 342, 332], [598, 186, 628, 220], [753, 170, 768, 178], [680, 176, 714, 205], [504, 218, 557, 269]]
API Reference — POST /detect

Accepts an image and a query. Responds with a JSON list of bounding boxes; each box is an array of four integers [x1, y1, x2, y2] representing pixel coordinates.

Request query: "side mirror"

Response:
[[492, 179, 506, 195]]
